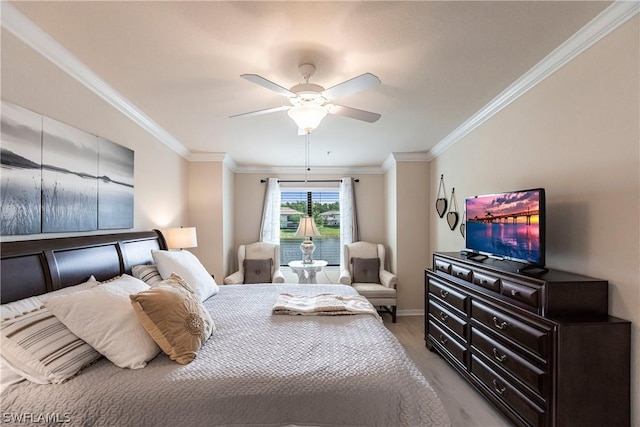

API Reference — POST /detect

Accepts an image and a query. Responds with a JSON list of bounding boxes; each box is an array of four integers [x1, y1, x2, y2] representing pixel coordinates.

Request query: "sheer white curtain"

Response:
[[340, 177, 359, 270], [259, 178, 281, 244]]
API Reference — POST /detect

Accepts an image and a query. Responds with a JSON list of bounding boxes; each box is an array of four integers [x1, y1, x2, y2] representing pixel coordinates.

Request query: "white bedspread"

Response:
[[1, 284, 450, 427]]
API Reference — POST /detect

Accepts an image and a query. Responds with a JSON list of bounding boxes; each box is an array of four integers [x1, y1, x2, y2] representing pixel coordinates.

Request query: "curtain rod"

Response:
[[260, 179, 359, 183]]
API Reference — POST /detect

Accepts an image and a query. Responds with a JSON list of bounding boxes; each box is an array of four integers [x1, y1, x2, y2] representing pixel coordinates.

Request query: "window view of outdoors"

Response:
[[280, 191, 340, 266]]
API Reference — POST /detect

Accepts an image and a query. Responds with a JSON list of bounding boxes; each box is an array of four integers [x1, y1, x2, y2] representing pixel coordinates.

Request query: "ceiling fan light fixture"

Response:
[[287, 103, 327, 133]]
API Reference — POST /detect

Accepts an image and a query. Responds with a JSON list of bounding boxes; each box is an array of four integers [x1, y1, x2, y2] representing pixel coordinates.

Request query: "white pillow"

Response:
[[45, 275, 160, 369], [1, 307, 101, 384], [152, 250, 218, 301]]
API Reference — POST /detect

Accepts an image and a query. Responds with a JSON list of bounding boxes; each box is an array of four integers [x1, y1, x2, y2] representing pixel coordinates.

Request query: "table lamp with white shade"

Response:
[[294, 216, 321, 264], [165, 227, 198, 250]]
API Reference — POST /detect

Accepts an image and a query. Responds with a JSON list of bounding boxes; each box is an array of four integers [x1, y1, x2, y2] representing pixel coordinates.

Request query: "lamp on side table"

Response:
[[294, 216, 321, 264]]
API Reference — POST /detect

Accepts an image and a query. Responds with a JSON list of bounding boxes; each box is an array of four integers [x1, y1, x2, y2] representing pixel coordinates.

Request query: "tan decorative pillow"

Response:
[[156, 273, 196, 294], [130, 275, 214, 365]]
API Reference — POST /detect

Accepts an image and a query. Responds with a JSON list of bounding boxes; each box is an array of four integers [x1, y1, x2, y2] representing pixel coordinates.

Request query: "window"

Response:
[[280, 190, 340, 266]]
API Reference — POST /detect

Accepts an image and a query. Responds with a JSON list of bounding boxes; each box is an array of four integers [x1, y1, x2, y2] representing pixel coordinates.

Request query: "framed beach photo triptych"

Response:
[[1, 101, 134, 235]]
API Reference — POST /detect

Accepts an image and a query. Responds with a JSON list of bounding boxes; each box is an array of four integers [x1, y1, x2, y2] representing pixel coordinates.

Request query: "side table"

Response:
[[288, 260, 328, 284]]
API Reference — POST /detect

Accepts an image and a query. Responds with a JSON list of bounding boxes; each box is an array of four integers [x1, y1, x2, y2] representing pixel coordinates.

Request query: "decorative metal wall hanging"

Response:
[[460, 212, 466, 238], [435, 174, 448, 218], [447, 187, 459, 230]]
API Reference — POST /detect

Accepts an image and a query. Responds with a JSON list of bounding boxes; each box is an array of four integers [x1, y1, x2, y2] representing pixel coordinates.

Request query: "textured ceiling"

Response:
[[6, 1, 611, 168]]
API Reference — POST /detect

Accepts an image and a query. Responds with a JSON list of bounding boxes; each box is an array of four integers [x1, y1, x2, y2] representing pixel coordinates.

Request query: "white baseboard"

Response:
[[397, 309, 425, 317]]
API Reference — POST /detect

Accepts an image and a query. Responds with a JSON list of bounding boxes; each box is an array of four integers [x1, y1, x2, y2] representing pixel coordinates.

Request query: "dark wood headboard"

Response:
[[1, 230, 167, 304]]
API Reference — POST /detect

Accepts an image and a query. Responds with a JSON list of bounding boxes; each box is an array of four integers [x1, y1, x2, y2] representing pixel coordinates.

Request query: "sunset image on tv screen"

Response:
[[465, 190, 542, 264]]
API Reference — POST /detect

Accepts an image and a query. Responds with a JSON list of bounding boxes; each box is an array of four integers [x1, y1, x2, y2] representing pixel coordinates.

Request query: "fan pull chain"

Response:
[[305, 133, 310, 183]]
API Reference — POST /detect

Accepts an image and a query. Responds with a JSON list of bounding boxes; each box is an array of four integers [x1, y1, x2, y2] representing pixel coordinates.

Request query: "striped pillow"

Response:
[[132, 264, 163, 286], [0, 307, 101, 384]]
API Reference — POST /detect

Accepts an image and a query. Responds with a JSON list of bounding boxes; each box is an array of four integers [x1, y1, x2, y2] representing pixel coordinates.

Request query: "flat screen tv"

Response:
[[465, 188, 545, 267]]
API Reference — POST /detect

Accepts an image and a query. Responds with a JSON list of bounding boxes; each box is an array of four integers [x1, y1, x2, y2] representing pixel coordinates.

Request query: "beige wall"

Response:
[[396, 160, 430, 314], [188, 161, 233, 281], [429, 17, 639, 424], [1, 30, 189, 242], [384, 163, 398, 278], [384, 158, 433, 314], [222, 162, 235, 279]]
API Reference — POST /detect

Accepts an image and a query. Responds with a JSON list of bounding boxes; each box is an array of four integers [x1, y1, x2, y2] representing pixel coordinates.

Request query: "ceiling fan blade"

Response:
[[327, 104, 381, 123], [240, 74, 295, 97], [229, 105, 290, 119], [321, 73, 381, 101]]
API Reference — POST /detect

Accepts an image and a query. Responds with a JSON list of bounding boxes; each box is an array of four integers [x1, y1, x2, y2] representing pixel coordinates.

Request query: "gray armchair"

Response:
[[224, 242, 285, 285], [339, 241, 397, 322]]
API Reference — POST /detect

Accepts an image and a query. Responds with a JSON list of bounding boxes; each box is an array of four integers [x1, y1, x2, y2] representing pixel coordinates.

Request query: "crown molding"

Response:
[[234, 165, 386, 175], [381, 152, 430, 172], [188, 152, 226, 162], [188, 153, 239, 172], [426, 0, 640, 161], [223, 155, 238, 172], [381, 154, 395, 172], [392, 152, 430, 162], [1, 2, 192, 160]]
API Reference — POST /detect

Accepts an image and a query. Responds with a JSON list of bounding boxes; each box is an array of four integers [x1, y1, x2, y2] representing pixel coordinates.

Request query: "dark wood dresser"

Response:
[[425, 252, 630, 427]]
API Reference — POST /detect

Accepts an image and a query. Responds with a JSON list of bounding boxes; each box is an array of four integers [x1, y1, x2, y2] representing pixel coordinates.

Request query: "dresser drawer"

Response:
[[451, 263, 473, 282], [473, 271, 501, 293], [428, 278, 468, 314], [429, 299, 467, 339], [472, 300, 549, 359], [434, 258, 452, 274], [502, 280, 539, 309], [472, 355, 545, 427], [471, 327, 546, 396], [429, 321, 467, 367]]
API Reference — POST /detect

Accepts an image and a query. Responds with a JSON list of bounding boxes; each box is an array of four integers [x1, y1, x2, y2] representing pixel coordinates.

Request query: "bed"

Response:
[[0, 230, 449, 426]]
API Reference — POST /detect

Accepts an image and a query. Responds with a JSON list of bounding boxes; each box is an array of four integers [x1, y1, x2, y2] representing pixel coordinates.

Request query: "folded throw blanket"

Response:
[[272, 293, 381, 320]]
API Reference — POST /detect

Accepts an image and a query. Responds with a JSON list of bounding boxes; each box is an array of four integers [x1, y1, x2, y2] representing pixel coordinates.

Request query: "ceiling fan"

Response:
[[230, 63, 381, 134]]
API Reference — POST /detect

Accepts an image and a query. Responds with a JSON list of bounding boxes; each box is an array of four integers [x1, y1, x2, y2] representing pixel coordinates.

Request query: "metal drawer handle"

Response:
[[439, 334, 448, 345], [510, 289, 520, 297], [439, 312, 449, 322], [440, 289, 449, 299], [492, 379, 506, 395], [492, 347, 508, 363], [492, 316, 508, 330]]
